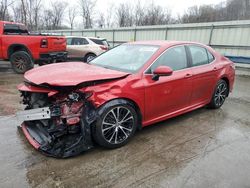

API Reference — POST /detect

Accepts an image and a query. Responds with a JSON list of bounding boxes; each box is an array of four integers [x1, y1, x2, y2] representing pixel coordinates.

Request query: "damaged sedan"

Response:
[[16, 41, 235, 158]]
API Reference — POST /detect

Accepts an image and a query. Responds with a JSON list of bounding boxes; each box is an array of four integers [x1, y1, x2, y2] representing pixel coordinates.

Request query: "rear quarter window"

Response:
[[90, 38, 107, 46], [207, 50, 215, 63], [4, 24, 28, 34]]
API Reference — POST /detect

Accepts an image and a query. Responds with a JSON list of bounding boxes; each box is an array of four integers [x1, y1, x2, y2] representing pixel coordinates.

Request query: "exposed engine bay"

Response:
[[18, 90, 97, 158]]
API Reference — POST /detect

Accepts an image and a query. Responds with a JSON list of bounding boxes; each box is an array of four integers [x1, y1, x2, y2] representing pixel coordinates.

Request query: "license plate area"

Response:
[[16, 107, 51, 121]]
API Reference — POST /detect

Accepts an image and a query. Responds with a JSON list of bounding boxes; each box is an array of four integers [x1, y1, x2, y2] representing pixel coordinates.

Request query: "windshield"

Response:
[[90, 44, 159, 73]]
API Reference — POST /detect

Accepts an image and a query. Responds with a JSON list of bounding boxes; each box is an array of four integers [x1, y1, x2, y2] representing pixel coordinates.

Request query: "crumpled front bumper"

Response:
[[18, 101, 97, 158]]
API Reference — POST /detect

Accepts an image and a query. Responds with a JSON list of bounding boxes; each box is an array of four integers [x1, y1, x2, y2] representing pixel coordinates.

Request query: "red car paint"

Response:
[[18, 41, 235, 128], [21, 123, 40, 149]]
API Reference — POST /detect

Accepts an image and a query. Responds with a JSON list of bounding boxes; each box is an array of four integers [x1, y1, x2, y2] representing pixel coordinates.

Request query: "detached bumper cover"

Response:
[[22, 123, 40, 149], [21, 120, 94, 158]]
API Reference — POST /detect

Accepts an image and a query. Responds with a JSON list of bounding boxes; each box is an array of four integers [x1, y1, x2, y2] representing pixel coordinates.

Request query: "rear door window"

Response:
[[188, 45, 213, 66], [72, 38, 89, 45]]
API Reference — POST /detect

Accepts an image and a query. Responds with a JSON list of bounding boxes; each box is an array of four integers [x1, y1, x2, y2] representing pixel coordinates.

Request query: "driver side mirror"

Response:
[[152, 66, 173, 81]]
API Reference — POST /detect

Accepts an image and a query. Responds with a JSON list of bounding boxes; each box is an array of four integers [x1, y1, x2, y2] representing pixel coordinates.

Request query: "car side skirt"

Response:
[[142, 101, 210, 127]]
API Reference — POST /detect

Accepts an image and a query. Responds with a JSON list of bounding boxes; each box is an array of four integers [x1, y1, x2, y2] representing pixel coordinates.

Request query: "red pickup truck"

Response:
[[0, 21, 67, 73]]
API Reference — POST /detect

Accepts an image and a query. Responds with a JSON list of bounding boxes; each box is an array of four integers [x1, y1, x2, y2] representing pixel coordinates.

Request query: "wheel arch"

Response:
[[84, 52, 96, 60], [8, 44, 33, 59], [220, 76, 230, 96], [97, 97, 143, 130], [84, 52, 96, 57]]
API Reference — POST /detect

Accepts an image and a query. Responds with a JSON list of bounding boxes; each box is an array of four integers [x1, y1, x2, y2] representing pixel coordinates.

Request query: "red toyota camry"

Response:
[[17, 41, 235, 157]]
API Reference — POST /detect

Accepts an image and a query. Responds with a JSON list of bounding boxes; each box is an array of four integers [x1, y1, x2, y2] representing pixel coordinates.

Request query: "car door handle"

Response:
[[213, 67, 218, 70], [184, 73, 192, 78]]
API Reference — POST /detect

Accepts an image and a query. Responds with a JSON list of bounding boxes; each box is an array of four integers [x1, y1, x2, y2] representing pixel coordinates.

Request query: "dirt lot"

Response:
[[1, 61, 250, 188]]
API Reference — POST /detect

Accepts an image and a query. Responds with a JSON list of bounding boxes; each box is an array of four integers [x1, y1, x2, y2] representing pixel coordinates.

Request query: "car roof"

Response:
[[88, 37, 106, 40], [128, 40, 207, 48], [66, 36, 106, 40]]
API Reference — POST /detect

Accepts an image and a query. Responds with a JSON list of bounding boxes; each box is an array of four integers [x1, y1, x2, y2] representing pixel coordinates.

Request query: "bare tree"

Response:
[[78, 0, 96, 29], [180, 0, 250, 23], [67, 6, 77, 29], [115, 1, 172, 27], [20, 0, 28, 25], [42, 9, 54, 30], [50, 1, 68, 29], [225, 0, 250, 20], [0, 0, 14, 21], [97, 12, 105, 28], [142, 2, 172, 25], [116, 3, 134, 27], [12, 3, 22, 23], [32, 0, 42, 30], [19, 0, 43, 29], [41, 1, 68, 30], [134, 0, 145, 26], [96, 3, 115, 29], [105, 3, 114, 28]]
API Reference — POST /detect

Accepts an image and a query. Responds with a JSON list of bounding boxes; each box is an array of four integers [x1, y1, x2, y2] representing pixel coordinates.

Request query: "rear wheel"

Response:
[[94, 104, 137, 149], [10, 51, 34, 74], [84, 53, 96, 63], [209, 79, 229, 109]]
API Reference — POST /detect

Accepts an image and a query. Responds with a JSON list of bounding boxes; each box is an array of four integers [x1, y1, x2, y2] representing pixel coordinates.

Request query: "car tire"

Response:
[[208, 79, 229, 109], [84, 53, 96, 63], [93, 103, 138, 149], [10, 51, 34, 74]]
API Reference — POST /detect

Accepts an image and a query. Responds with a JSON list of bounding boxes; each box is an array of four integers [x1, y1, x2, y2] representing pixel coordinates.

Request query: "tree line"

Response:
[[0, 0, 249, 30]]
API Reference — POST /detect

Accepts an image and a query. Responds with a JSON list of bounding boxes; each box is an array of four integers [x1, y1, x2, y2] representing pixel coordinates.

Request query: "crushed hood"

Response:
[[24, 62, 129, 86]]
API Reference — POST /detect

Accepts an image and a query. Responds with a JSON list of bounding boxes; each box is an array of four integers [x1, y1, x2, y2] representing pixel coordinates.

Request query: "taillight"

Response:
[[40, 39, 48, 48], [100, 45, 108, 51]]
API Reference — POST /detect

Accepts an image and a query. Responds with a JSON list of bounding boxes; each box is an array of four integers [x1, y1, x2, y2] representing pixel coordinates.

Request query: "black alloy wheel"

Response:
[[209, 79, 228, 109]]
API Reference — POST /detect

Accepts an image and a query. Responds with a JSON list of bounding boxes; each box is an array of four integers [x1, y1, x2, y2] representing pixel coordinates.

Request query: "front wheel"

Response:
[[209, 79, 229, 109], [10, 51, 34, 74], [93, 104, 138, 149]]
